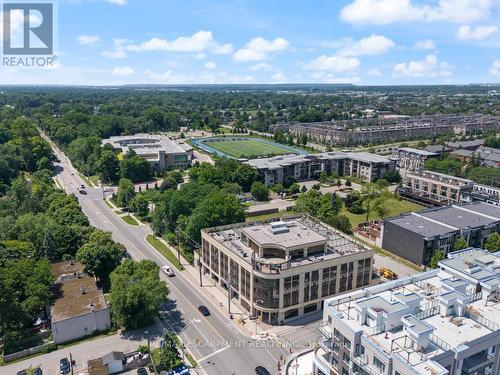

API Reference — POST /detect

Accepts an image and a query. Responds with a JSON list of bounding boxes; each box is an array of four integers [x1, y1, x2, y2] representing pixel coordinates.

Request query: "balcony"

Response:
[[352, 355, 385, 375]]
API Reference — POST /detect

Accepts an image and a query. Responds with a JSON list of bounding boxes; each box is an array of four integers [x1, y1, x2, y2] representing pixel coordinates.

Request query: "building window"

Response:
[[373, 357, 386, 373], [343, 352, 350, 364]]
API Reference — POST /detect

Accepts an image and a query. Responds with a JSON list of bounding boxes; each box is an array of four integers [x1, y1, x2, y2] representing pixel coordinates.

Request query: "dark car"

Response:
[[79, 189, 87, 194], [137, 367, 148, 375], [33, 368, 42, 375], [255, 366, 270, 375], [16, 371, 27, 375], [60, 358, 71, 374], [198, 305, 210, 316]]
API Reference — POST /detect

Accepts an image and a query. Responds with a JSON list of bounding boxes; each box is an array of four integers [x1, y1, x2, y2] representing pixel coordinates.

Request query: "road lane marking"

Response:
[[196, 346, 230, 363]]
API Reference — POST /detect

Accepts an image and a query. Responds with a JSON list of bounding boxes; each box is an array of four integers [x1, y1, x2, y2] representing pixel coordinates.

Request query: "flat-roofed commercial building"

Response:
[[399, 170, 474, 207], [200, 215, 374, 324], [382, 202, 500, 265], [102, 134, 191, 173], [392, 147, 439, 171], [244, 152, 395, 186], [314, 248, 500, 375]]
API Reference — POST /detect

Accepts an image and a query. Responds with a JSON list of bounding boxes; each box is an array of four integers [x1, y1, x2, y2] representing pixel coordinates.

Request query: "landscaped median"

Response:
[[121, 214, 140, 226], [146, 234, 183, 270]]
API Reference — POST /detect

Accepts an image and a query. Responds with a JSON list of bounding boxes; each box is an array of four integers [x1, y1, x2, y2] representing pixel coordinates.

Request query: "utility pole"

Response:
[[176, 230, 181, 266], [70, 353, 74, 375], [198, 252, 203, 287]]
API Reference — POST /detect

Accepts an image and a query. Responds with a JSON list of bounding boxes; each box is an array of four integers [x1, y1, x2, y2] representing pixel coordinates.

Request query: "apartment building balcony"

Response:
[[352, 355, 386, 375], [461, 352, 495, 374]]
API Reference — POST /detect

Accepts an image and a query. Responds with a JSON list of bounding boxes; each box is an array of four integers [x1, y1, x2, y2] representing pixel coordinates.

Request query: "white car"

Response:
[[161, 265, 175, 277]]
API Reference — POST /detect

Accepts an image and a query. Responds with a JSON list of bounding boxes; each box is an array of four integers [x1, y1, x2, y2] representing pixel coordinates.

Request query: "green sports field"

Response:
[[206, 139, 295, 158]]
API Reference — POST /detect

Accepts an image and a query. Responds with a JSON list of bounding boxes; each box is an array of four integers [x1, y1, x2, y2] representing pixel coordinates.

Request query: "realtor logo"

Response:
[[2, 2, 54, 55]]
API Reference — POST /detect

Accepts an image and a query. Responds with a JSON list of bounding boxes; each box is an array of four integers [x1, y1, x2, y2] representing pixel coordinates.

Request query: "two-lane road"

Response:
[[46, 135, 288, 375]]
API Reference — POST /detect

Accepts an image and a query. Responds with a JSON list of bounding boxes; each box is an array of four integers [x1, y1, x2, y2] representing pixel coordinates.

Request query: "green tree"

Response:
[[184, 190, 245, 244], [430, 251, 445, 269], [484, 233, 500, 252], [120, 150, 151, 182], [97, 150, 120, 183], [454, 237, 469, 251], [251, 181, 269, 201], [76, 230, 126, 285], [116, 178, 136, 209], [360, 183, 389, 221], [0, 258, 54, 334], [326, 215, 352, 234], [129, 195, 149, 218], [110, 260, 168, 329], [159, 333, 182, 371]]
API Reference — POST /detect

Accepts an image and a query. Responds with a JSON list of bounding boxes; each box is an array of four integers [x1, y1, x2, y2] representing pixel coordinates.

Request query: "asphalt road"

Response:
[[44, 134, 292, 375]]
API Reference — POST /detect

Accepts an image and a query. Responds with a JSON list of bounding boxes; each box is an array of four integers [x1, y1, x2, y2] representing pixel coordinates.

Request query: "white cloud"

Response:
[[251, 62, 273, 71], [340, 0, 495, 25], [393, 54, 452, 78], [112, 66, 135, 76], [414, 39, 436, 50], [212, 43, 233, 55], [123, 30, 230, 56], [107, 0, 127, 5], [195, 53, 207, 60], [78, 35, 100, 46], [366, 68, 382, 77], [204, 61, 216, 69], [339, 34, 395, 56], [270, 72, 287, 83], [490, 60, 500, 77], [456, 25, 498, 41], [102, 39, 129, 59], [306, 55, 360, 72], [310, 71, 361, 84], [233, 37, 289, 62]]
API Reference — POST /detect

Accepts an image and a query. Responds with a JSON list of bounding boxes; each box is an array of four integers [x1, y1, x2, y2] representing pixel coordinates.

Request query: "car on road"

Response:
[[16, 371, 27, 375], [198, 305, 210, 316], [79, 189, 87, 194], [33, 368, 42, 375], [60, 357, 71, 374], [162, 265, 175, 277], [255, 366, 271, 375], [80, 184, 85, 190], [137, 367, 147, 375]]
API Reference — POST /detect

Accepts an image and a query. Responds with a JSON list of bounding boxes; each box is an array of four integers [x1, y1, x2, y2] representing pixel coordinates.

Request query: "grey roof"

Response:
[[385, 203, 500, 237], [356, 295, 408, 314], [244, 151, 392, 170], [102, 134, 187, 156], [402, 314, 433, 335], [421, 206, 497, 229], [395, 147, 438, 157], [439, 248, 500, 282], [425, 144, 451, 153], [456, 202, 500, 220], [446, 139, 485, 149], [386, 213, 455, 237]]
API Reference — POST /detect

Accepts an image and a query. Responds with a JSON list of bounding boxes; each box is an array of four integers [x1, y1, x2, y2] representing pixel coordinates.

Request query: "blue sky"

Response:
[[1, 0, 500, 85]]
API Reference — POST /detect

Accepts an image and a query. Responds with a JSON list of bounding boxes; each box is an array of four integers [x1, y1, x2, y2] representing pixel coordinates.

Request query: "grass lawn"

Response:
[[104, 199, 115, 209], [146, 234, 182, 270], [342, 198, 423, 228], [246, 211, 285, 222], [121, 215, 139, 226], [207, 139, 294, 158]]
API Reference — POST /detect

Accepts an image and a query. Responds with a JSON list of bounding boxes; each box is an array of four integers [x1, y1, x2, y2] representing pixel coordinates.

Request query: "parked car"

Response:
[[255, 366, 271, 375], [162, 265, 175, 277], [198, 305, 210, 316], [33, 368, 42, 375], [80, 184, 85, 190], [79, 189, 87, 194], [137, 367, 148, 375], [16, 371, 27, 375], [59, 357, 71, 374]]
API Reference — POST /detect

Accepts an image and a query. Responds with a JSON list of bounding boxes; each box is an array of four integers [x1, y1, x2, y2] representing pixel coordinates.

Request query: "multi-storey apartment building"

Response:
[[382, 202, 500, 265], [102, 134, 192, 172], [244, 152, 395, 185], [273, 114, 499, 147], [200, 215, 374, 324], [392, 148, 439, 171], [314, 248, 500, 375], [398, 170, 474, 207], [461, 184, 500, 206]]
